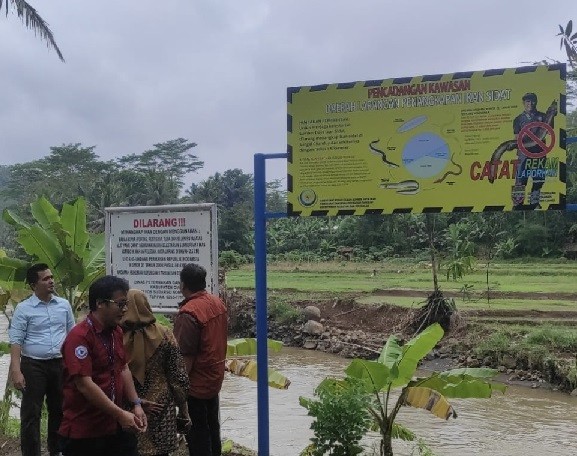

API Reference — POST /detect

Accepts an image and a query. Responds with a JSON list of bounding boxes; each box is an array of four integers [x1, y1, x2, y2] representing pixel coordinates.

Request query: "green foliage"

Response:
[[116, 138, 202, 207], [474, 331, 511, 361], [444, 223, 475, 281], [220, 250, 246, 270], [225, 338, 290, 389], [514, 222, 550, 256], [268, 300, 301, 324], [226, 338, 283, 357], [0, 341, 9, 355], [0, 388, 48, 438], [494, 237, 518, 259], [411, 439, 437, 456], [0, 0, 64, 61], [153, 313, 173, 328], [185, 169, 256, 254], [303, 324, 505, 455], [299, 378, 372, 456], [524, 325, 577, 352], [2, 144, 107, 211], [471, 324, 577, 377], [475, 325, 577, 359], [558, 20, 577, 69], [0, 196, 105, 311]]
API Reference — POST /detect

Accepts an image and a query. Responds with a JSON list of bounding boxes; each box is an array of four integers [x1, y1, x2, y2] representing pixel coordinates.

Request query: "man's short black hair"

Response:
[[26, 263, 50, 286], [180, 264, 207, 293], [88, 275, 129, 311], [522, 92, 537, 103]]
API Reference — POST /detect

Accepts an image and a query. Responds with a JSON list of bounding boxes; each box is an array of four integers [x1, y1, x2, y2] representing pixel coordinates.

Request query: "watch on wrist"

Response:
[[133, 398, 143, 407]]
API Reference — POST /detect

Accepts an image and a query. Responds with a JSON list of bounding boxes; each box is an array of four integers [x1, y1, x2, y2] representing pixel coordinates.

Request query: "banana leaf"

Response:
[[378, 334, 403, 368], [17, 225, 63, 272], [403, 386, 457, 420], [225, 358, 290, 389], [0, 254, 29, 290], [2, 208, 30, 229], [226, 338, 283, 357], [391, 323, 444, 388], [411, 370, 506, 398], [60, 197, 90, 253], [30, 196, 60, 231], [345, 359, 392, 392], [391, 423, 416, 441]]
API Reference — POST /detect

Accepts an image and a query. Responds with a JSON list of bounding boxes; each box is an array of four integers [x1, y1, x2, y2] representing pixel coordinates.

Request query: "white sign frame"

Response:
[[105, 204, 218, 313]]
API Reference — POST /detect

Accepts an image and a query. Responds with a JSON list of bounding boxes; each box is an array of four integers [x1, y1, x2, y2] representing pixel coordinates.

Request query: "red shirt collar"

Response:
[[87, 313, 112, 334], [178, 290, 207, 307]]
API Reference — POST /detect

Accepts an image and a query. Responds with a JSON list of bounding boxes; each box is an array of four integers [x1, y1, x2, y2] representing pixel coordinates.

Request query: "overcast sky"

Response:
[[0, 1, 573, 187]]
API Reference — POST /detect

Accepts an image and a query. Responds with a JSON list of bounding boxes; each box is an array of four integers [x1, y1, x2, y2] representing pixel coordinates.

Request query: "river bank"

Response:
[[227, 288, 577, 393]]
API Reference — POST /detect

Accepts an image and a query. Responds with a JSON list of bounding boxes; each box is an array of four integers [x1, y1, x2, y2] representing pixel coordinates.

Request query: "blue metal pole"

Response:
[[253, 153, 270, 456], [253, 152, 288, 455]]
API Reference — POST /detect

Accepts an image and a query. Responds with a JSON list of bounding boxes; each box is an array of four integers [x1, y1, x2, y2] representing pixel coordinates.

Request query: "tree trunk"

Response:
[[426, 214, 439, 293], [381, 432, 394, 456]]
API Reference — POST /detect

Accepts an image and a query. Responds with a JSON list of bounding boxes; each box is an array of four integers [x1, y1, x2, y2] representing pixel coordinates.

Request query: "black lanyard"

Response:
[[86, 316, 116, 403]]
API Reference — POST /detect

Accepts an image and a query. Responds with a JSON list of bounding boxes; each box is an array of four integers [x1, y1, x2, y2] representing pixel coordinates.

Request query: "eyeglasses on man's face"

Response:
[[103, 298, 129, 309]]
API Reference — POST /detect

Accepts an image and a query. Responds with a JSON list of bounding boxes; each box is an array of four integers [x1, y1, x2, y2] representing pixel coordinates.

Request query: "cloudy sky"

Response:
[[0, 1, 573, 187]]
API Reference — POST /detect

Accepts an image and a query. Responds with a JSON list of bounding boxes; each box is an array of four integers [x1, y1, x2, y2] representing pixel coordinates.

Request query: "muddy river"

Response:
[[220, 347, 577, 455]]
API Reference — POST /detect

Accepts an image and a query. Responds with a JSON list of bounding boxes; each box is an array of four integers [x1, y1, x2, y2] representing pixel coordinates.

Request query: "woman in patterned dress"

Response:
[[122, 289, 191, 456]]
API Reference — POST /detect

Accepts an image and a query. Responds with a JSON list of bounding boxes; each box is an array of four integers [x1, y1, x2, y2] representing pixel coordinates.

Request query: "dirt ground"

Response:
[[295, 289, 577, 331], [0, 437, 254, 456], [294, 296, 413, 334]]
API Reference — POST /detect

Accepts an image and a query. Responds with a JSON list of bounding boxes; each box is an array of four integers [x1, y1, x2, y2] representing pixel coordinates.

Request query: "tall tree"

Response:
[[2, 144, 109, 210], [1, 0, 64, 61], [185, 169, 254, 254], [117, 138, 203, 206]]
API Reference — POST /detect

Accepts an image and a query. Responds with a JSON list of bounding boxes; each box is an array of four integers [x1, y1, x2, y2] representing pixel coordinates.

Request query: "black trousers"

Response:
[[59, 428, 138, 456], [20, 356, 63, 456], [185, 395, 221, 456]]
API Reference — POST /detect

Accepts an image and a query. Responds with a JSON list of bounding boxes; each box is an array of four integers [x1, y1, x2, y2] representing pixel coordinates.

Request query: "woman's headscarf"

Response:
[[121, 289, 167, 386]]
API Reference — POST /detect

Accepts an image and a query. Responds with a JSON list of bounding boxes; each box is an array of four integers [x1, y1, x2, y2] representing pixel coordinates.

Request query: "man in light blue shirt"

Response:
[[9, 263, 75, 456]]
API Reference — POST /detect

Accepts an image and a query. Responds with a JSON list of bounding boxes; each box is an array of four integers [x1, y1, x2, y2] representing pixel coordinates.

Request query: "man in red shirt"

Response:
[[58, 275, 147, 456], [174, 264, 228, 456]]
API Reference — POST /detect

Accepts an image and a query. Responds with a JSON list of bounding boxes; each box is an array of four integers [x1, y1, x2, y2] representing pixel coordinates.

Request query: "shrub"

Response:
[[300, 379, 371, 456], [220, 250, 246, 270], [268, 300, 301, 325]]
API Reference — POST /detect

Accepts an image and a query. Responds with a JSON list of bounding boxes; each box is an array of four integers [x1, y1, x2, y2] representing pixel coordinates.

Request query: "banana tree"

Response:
[[226, 338, 290, 389], [305, 324, 505, 456], [0, 196, 105, 312]]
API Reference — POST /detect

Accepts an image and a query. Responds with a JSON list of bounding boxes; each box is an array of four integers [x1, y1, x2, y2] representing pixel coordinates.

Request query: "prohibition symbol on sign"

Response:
[[516, 121, 555, 159]]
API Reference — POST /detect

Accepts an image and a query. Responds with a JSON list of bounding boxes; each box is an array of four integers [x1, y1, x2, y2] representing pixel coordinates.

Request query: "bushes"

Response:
[[472, 325, 577, 390], [268, 299, 301, 325], [220, 250, 250, 270], [299, 379, 372, 456]]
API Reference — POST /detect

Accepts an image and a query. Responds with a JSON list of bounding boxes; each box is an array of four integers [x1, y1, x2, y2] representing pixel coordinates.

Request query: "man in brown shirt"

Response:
[[174, 264, 228, 456]]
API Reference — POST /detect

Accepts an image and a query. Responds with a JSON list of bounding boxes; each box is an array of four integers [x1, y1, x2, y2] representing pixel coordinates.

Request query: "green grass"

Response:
[[355, 295, 577, 312], [470, 324, 577, 380], [524, 326, 577, 351], [226, 259, 577, 311]]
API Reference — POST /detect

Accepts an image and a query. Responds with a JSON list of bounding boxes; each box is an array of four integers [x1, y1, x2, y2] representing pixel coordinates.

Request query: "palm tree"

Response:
[[558, 20, 577, 69], [1, 0, 64, 61]]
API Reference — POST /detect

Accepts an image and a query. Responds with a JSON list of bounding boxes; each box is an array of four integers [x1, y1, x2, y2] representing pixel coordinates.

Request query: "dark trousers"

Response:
[[185, 395, 221, 456], [59, 428, 138, 456], [20, 357, 63, 456]]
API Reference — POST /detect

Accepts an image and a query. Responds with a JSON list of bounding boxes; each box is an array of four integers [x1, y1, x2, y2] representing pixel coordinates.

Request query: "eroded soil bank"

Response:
[[227, 289, 577, 392]]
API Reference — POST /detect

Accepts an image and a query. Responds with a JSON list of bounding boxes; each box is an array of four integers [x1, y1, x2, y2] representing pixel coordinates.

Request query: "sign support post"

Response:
[[254, 153, 287, 456]]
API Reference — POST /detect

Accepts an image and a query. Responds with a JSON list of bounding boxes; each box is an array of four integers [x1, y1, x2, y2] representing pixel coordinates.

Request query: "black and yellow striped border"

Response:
[[287, 64, 566, 216]]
